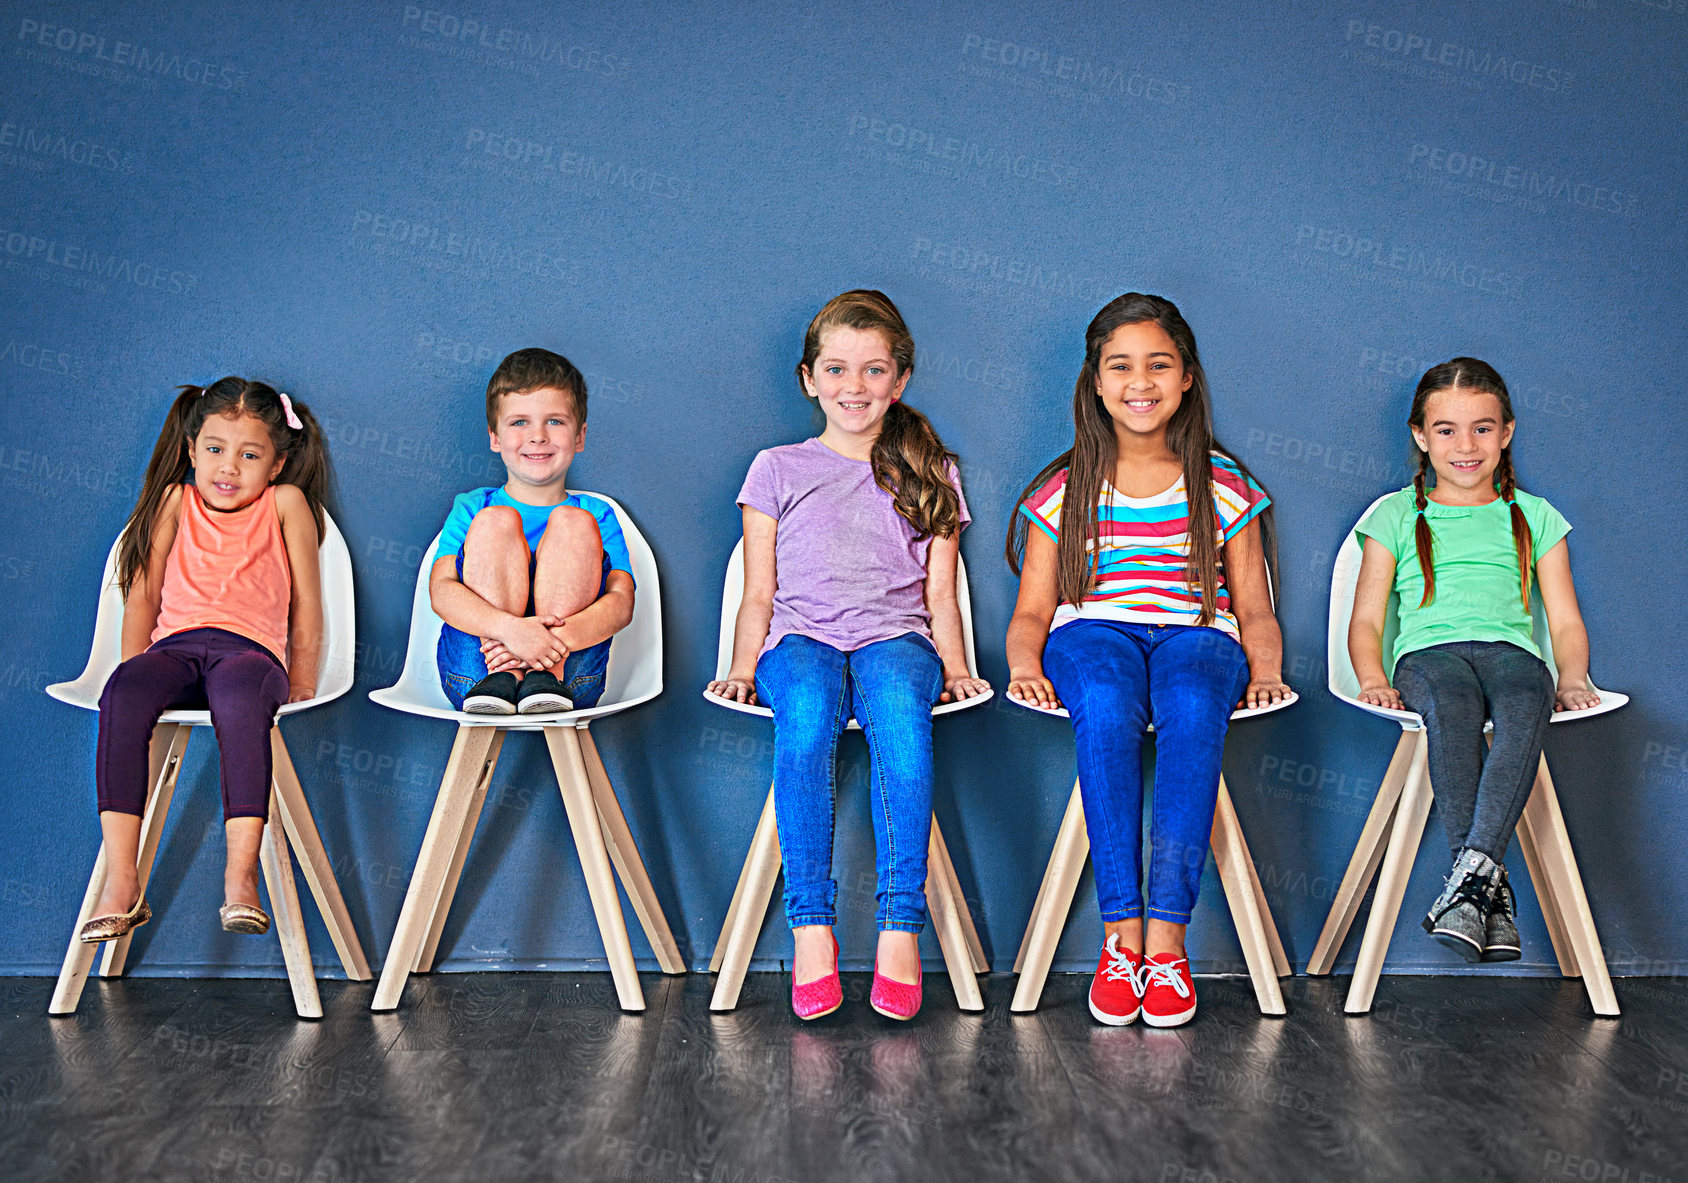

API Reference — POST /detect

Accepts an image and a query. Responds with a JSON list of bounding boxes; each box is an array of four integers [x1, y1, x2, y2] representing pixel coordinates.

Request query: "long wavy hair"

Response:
[[796, 290, 961, 540], [1006, 292, 1275, 624], [117, 377, 331, 596], [1408, 357, 1531, 609]]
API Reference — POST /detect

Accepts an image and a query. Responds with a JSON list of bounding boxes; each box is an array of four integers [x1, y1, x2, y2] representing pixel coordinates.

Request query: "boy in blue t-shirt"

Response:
[[430, 348, 635, 714]]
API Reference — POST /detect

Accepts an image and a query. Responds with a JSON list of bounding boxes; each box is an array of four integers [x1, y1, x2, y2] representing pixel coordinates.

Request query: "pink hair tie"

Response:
[[278, 392, 303, 431]]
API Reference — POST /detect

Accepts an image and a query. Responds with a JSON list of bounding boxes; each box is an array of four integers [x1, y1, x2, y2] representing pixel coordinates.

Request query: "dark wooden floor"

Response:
[[3, 972, 1685, 1183]]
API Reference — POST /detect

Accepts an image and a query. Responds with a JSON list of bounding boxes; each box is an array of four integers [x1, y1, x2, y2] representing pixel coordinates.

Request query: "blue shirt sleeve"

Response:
[[584, 496, 635, 582], [434, 490, 486, 560]]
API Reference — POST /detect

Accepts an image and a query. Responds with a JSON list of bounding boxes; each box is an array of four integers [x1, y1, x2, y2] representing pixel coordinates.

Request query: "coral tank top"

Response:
[[152, 484, 292, 664]]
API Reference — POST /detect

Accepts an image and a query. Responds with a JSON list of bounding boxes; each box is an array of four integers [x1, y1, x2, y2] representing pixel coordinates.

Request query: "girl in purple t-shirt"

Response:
[[706, 290, 989, 1021]]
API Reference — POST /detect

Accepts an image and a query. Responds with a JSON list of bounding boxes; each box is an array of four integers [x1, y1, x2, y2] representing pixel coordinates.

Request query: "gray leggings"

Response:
[[1394, 641, 1555, 860]]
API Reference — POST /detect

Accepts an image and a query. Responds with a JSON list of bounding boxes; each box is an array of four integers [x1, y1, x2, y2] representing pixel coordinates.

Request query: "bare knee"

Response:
[[464, 506, 526, 554], [538, 505, 601, 555]]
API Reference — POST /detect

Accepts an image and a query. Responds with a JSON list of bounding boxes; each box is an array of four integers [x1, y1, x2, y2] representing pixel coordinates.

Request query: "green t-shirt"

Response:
[[1355, 487, 1571, 670]]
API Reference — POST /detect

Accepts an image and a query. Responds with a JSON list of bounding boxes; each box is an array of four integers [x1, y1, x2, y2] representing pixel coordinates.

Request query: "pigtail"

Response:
[[1496, 450, 1534, 610], [275, 395, 331, 540], [869, 401, 961, 541], [1412, 450, 1437, 607], [117, 385, 203, 596]]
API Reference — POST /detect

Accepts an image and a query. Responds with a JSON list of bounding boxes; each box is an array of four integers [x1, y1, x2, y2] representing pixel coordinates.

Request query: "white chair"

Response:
[[702, 539, 995, 1012], [1006, 679, 1298, 1016], [47, 514, 371, 1020], [1307, 493, 1625, 1015], [367, 493, 683, 1013]]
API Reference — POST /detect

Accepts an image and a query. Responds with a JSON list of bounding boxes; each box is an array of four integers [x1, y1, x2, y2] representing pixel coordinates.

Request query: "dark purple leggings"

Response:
[[96, 628, 288, 821]]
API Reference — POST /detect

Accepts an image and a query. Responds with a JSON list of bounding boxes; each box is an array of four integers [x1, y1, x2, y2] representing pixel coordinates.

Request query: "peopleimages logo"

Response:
[[399, 7, 627, 77], [1293, 223, 1524, 298], [1408, 144, 1638, 217], [846, 114, 1081, 188], [0, 226, 197, 294], [957, 33, 1188, 104], [15, 17, 247, 90], [0, 118, 135, 174], [1343, 18, 1572, 92]]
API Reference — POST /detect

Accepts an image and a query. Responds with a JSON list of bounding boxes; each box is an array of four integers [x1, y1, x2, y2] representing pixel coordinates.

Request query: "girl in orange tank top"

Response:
[[77, 378, 335, 945]]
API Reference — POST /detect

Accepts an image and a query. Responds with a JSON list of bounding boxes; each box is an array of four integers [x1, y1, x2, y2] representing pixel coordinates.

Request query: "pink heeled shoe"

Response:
[[792, 934, 842, 1020], [870, 957, 922, 1021]]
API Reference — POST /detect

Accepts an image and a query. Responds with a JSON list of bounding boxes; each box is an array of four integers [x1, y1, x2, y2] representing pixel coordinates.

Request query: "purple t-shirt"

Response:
[[737, 437, 970, 658]]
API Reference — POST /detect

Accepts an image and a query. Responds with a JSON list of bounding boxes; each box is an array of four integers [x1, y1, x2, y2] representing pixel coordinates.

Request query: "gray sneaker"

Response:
[[1422, 847, 1496, 962], [1482, 864, 1521, 963]]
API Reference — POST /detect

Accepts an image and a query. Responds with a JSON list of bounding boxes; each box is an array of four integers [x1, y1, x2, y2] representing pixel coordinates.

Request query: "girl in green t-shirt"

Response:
[[1349, 358, 1602, 963]]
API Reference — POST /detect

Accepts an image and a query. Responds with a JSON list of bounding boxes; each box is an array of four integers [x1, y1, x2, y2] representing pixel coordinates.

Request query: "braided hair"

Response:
[[1407, 358, 1532, 609]]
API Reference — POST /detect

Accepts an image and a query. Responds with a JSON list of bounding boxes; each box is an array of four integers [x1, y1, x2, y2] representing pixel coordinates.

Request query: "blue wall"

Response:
[[3, 1, 1683, 981]]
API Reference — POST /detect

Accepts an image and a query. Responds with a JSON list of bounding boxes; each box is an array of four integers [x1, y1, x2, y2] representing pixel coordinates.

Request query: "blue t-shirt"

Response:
[[435, 487, 635, 587]]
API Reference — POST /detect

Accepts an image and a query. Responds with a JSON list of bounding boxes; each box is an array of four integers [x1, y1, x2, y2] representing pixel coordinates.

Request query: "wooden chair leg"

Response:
[[414, 730, 504, 974], [269, 729, 371, 981], [1307, 729, 1417, 975], [1013, 780, 1080, 976], [1516, 802, 1578, 977], [98, 724, 191, 979], [1210, 777, 1286, 1015], [929, 821, 986, 973], [711, 788, 782, 1011], [259, 791, 322, 1019], [1519, 755, 1618, 1016], [1213, 787, 1291, 979], [372, 726, 501, 1011], [1011, 781, 1090, 1013], [48, 846, 109, 1015], [1345, 735, 1433, 1014], [545, 727, 645, 1012], [925, 821, 984, 1011], [578, 727, 686, 975]]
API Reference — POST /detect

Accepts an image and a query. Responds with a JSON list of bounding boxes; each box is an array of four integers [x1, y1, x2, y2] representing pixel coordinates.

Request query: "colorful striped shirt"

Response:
[[1019, 454, 1270, 640]]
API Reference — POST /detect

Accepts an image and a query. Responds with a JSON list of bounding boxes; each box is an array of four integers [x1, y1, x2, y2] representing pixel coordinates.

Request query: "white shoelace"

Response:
[[1139, 957, 1190, 998], [1100, 934, 1138, 984]]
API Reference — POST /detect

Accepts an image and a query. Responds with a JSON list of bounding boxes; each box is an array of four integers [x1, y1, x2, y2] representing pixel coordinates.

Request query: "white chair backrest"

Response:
[[711, 538, 982, 681], [381, 492, 661, 717], [1328, 493, 1576, 698], [47, 511, 356, 713]]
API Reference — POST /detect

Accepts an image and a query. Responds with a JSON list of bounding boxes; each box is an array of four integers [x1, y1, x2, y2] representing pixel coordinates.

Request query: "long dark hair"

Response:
[[1006, 292, 1275, 624], [117, 377, 332, 596], [1408, 357, 1531, 609], [796, 289, 962, 540]]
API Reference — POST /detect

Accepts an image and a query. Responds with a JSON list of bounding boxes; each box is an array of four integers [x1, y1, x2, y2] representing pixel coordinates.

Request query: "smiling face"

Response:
[[801, 326, 909, 453], [1412, 386, 1515, 503], [188, 411, 286, 512], [489, 385, 586, 495], [1094, 319, 1192, 442]]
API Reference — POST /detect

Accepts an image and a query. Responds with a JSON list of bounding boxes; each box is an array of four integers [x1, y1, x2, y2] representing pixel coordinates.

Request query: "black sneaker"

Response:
[[461, 672, 519, 715], [516, 669, 573, 714], [1422, 847, 1495, 962], [1482, 864, 1521, 962]]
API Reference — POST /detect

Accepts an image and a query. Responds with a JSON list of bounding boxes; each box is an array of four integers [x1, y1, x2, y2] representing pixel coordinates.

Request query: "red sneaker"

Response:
[[1139, 953, 1197, 1027], [1087, 934, 1143, 1025]]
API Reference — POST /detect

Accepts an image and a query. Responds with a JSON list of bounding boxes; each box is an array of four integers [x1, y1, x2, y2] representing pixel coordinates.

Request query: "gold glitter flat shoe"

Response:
[[219, 902, 270, 935], [78, 896, 151, 944]]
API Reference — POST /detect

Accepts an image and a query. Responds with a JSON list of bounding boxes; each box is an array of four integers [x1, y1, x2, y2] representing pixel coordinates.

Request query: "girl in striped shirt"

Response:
[[1005, 293, 1289, 1028]]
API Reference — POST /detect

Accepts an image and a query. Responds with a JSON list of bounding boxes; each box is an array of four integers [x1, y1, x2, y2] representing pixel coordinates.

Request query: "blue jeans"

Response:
[[1394, 640, 1554, 860], [1044, 620, 1250, 924], [754, 632, 943, 932], [436, 554, 611, 710]]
